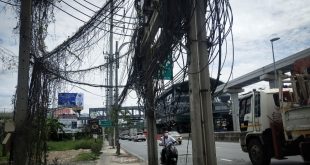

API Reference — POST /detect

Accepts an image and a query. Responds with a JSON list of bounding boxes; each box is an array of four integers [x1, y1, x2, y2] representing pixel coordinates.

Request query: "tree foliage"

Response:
[[46, 118, 64, 141]]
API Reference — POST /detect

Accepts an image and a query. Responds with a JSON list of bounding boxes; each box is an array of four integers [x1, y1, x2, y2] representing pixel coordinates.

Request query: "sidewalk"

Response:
[[97, 141, 146, 165]]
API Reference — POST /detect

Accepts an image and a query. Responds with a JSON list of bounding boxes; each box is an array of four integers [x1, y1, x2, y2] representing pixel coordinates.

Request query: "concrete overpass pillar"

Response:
[[225, 88, 244, 132], [260, 73, 278, 88]]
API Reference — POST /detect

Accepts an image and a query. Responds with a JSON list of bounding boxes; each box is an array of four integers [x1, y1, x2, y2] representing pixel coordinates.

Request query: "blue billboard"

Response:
[[58, 93, 84, 108]]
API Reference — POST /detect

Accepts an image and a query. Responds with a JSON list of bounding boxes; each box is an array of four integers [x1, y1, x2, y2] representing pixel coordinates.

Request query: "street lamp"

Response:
[[270, 37, 280, 88]]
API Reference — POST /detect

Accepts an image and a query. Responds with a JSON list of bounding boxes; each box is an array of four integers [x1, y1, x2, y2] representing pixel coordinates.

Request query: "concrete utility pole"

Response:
[[105, 55, 109, 121], [108, 0, 114, 147], [188, 0, 217, 164], [145, 77, 158, 165], [13, 0, 32, 164], [138, 8, 160, 165], [114, 41, 120, 155]]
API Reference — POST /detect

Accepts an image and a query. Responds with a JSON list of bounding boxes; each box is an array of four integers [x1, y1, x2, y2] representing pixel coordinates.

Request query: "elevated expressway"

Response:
[[215, 48, 310, 131]]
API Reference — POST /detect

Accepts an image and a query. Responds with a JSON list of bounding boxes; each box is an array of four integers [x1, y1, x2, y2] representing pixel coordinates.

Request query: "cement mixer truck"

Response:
[[239, 57, 310, 165]]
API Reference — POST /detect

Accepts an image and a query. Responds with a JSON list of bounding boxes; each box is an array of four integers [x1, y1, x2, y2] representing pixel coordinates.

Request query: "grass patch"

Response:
[[47, 140, 79, 151], [74, 152, 99, 161], [47, 138, 103, 151], [74, 139, 93, 150], [0, 144, 9, 162], [0, 156, 8, 162], [48, 138, 103, 162]]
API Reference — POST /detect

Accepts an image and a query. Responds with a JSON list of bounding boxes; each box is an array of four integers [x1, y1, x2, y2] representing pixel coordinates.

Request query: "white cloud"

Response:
[[0, 71, 16, 110], [1, 0, 310, 112], [219, 0, 310, 93], [232, 0, 310, 40]]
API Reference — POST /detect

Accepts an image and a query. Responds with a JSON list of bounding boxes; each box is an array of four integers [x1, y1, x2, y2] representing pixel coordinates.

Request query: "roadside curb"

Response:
[[120, 145, 147, 164], [100, 140, 146, 165]]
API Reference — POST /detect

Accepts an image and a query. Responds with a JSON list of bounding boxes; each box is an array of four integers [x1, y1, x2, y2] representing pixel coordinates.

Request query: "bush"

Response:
[[74, 140, 93, 150], [91, 143, 102, 154], [74, 139, 103, 153], [74, 152, 98, 161]]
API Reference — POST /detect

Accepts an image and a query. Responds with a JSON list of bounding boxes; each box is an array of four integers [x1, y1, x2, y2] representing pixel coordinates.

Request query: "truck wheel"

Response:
[[303, 155, 310, 163], [248, 139, 271, 165], [300, 142, 310, 163]]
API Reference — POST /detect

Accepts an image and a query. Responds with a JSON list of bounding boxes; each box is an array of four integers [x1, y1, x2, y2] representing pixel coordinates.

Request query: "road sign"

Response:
[[155, 54, 173, 80], [99, 120, 112, 127]]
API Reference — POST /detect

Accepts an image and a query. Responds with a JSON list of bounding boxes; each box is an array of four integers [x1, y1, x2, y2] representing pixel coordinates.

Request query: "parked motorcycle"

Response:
[[160, 141, 178, 165]]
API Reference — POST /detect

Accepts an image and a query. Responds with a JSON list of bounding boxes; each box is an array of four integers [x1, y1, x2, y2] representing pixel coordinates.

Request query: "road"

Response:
[[120, 139, 305, 165]]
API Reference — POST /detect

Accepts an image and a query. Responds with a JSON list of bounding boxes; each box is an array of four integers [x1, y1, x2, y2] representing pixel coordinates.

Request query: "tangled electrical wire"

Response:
[[205, 0, 234, 95], [4, 0, 138, 164], [0, 46, 18, 71], [123, 0, 234, 109]]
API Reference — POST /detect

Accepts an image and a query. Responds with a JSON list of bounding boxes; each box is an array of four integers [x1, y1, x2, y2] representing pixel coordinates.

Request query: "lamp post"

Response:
[[270, 37, 280, 88]]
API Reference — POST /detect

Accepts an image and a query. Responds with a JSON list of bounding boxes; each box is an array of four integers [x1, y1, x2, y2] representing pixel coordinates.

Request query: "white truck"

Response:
[[239, 58, 310, 165]]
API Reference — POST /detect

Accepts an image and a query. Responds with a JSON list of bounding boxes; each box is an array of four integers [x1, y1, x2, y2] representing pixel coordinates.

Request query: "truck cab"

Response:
[[239, 78, 310, 165]]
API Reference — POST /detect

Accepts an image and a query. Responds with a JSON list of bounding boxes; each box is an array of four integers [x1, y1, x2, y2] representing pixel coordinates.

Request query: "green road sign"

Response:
[[162, 59, 173, 80], [99, 120, 112, 127], [155, 54, 173, 80]]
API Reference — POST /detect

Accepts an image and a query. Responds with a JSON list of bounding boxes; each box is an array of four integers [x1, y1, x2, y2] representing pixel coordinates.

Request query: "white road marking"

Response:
[[220, 158, 233, 162]]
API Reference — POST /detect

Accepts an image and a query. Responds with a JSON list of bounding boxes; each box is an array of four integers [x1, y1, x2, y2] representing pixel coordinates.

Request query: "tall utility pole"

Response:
[[105, 55, 109, 120], [139, 5, 160, 165], [141, 20, 160, 165], [13, 0, 32, 164], [108, 0, 114, 147], [145, 75, 158, 165], [104, 55, 108, 141], [188, 0, 217, 164], [114, 41, 120, 155]]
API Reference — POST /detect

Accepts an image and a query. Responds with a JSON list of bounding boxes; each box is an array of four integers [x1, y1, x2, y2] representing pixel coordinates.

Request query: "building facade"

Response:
[[155, 80, 232, 133]]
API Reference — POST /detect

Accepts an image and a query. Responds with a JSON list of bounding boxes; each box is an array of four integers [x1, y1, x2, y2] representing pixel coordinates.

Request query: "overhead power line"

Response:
[[0, 0, 18, 6], [49, 1, 132, 37], [73, 0, 97, 13], [61, 0, 136, 30], [83, 0, 101, 9], [83, 0, 137, 19]]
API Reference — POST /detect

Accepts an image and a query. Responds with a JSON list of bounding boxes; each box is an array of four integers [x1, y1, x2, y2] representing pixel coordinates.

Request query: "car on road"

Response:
[[120, 134, 130, 140], [134, 132, 146, 142], [128, 135, 135, 141], [124, 135, 130, 140], [169, 131, 182, 145]]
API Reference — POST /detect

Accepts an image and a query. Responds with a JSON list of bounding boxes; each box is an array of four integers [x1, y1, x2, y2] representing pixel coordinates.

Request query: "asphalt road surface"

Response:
[[120, 139, 305, 165]]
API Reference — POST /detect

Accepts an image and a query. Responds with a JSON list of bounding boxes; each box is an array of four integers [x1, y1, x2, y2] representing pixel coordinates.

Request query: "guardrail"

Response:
[[179, 132, 240, 142], [0, 113, 13, 119]]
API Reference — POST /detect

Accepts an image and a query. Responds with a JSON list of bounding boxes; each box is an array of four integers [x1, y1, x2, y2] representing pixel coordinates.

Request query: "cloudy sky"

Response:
[[0, 0, 310, 113]]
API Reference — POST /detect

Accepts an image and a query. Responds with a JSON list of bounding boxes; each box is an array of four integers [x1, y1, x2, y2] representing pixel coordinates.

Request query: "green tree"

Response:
[[46, 118, 64, 141]]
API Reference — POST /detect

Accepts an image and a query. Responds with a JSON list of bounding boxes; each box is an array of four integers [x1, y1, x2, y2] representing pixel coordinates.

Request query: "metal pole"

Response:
[[109, 0, 114, 147], [14, 0, 32, 164], [270, 37, 280, 88], [188, 0, 217, 164], [271, 42, 277, 88]]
